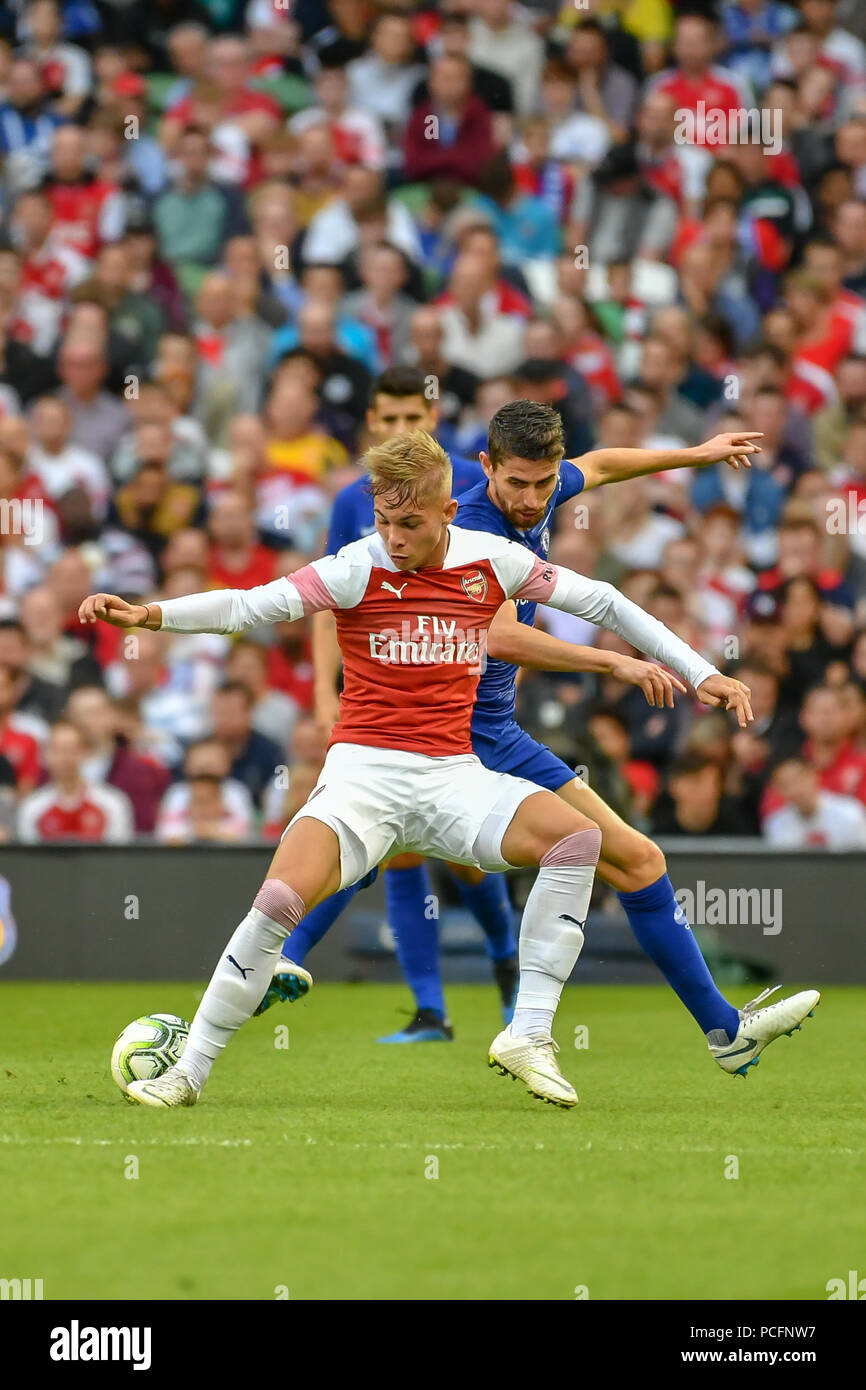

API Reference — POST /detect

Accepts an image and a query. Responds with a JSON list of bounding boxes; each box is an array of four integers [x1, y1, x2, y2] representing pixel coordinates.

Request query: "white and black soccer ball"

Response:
[[110, 1014, 190, 1098]]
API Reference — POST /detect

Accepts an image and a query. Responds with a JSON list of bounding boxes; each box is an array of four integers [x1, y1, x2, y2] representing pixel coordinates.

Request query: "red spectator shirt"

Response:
[[19, 782, 131, 841], [786, 358, 838, 415], [45, 178, 122, 260], [0, 718, 40, 789], [266, 643, 314, 710], [647, 67, 746, 143], [208, 545, 276, 592], [802, 739, 866, 805], [168, 88, 282, 127], [435, 279, 531, 320], [563, 332, 622, 408], [168, 87, 282, 186], [15, 240, 88, 349]]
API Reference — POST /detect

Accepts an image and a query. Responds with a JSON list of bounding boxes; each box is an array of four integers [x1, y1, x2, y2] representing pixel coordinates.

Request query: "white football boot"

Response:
[[488, 1029, 577, 1108], [127, 1069, 199, 1108], [708, 985, 821, 1077]]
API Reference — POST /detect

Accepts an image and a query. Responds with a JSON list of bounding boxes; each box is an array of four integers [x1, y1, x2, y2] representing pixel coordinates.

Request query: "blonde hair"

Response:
[[363, 430, 453, 509]]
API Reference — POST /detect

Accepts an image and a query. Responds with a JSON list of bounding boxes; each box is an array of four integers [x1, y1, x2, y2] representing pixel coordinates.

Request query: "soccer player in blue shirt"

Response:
[[263, 396, 813, 1081]]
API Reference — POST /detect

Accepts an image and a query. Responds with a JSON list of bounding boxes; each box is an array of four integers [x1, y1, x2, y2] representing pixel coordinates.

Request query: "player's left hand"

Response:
[[696, 674, 754, 728], [695, 432, 763, 470], [609, 655, 688, 708]]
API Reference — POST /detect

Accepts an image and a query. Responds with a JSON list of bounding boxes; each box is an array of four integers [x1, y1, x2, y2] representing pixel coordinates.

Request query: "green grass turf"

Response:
[[0, 981, 863, 1301]]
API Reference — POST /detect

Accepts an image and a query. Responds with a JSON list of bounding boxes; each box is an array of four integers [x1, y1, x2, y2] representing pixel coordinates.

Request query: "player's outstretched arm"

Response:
[[487, 602, 687, 708], [78, 576, 303, 635], [575, 432, 763, 490], [514, 562, 754, 728]]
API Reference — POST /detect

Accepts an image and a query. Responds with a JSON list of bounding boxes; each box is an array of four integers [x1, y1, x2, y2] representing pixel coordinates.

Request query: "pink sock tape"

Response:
[[253, 878, 306, 932], [540, 828, 602, 868]]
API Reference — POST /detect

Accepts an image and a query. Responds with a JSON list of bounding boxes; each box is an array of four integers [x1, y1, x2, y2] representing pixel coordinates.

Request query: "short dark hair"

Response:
[[572, 18, 607, 41], [588, 704, 629, 736], [670, 750, 720, 780], [301, 261, 346, 285], [179, 124, 210, 144], [487, 401, 564, 468], [769, 753, 810, 778], [370, 365, 429, 406], [729, 656, 777, 683], [227, 639, 268, 668], [215, 680, 254, 707]]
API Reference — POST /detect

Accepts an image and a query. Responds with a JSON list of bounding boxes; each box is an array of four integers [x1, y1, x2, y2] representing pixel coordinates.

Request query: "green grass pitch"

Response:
[[1, 981, 863, 1301]]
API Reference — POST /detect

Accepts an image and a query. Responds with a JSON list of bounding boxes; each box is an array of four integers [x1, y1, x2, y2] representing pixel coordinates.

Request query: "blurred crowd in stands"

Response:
[[1, 0, 866, 849]]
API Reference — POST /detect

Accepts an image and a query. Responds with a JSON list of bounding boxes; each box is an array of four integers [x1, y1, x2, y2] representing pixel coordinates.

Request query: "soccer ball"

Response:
[[110, 1014, 190, 1098]]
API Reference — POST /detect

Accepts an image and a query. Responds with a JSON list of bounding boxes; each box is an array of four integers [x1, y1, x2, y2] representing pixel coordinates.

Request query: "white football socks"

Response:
[[510, 828, 602, 1041], [176, 880, 305, 1092]]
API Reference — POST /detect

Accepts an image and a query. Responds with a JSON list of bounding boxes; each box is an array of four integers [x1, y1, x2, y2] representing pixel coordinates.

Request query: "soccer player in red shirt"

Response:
[[80, 433, 818, 1110]]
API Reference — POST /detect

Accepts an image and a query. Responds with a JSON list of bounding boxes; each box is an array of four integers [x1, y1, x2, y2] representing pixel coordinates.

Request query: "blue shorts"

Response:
[[471, 722, 577, 793]]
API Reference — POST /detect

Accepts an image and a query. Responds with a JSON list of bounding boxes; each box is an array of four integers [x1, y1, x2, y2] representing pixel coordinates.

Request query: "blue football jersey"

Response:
[[454, 460, 586, 734], [325, 454, 486, 554]]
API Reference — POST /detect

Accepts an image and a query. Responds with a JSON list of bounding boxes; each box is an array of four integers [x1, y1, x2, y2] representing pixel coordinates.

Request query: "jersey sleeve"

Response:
[[305, 539, 375, 609], [157, 538, 376, 633], [158, 576, 305, 634], [486, 539, 544, 597], [500, 555, 720, 691], [558, 459, 585, 502]]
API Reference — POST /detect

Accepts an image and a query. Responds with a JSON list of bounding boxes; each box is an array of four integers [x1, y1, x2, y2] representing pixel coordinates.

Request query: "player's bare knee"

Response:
[[623, 835, 666, 892]]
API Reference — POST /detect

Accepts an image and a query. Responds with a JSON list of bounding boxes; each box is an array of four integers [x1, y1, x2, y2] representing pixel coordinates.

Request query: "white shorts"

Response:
[[286, 741, 541, 890]]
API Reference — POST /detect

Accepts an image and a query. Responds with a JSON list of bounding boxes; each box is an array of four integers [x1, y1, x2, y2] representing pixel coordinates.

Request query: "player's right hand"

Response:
[[78, 593, 147, 628], [609, 655, 688, 708]]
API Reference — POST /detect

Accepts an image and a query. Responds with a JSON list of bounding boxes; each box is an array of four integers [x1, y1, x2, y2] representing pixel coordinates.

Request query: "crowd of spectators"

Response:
[[1, 0, 866, 850]]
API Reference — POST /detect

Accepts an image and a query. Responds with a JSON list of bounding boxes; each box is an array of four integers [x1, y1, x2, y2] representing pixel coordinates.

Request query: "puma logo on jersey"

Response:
[[381, 581, 408, 599]]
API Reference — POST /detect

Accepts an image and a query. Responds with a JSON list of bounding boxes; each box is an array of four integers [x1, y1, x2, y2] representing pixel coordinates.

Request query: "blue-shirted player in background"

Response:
[[262, 397, 820, 1082]]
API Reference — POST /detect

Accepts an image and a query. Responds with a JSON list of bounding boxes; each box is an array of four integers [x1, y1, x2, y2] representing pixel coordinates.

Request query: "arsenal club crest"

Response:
[[461, 570, 488, 601]]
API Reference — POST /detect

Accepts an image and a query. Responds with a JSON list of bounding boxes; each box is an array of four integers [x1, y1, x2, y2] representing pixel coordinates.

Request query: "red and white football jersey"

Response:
[[15, 240, 89, 355], [45, 179, 124, 261], [294, 529, 555, 757], [17, 780, 134, 842], [158, 527, 719, 758], [646, 66, 750, 147], [162, 528, 561, 758]]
